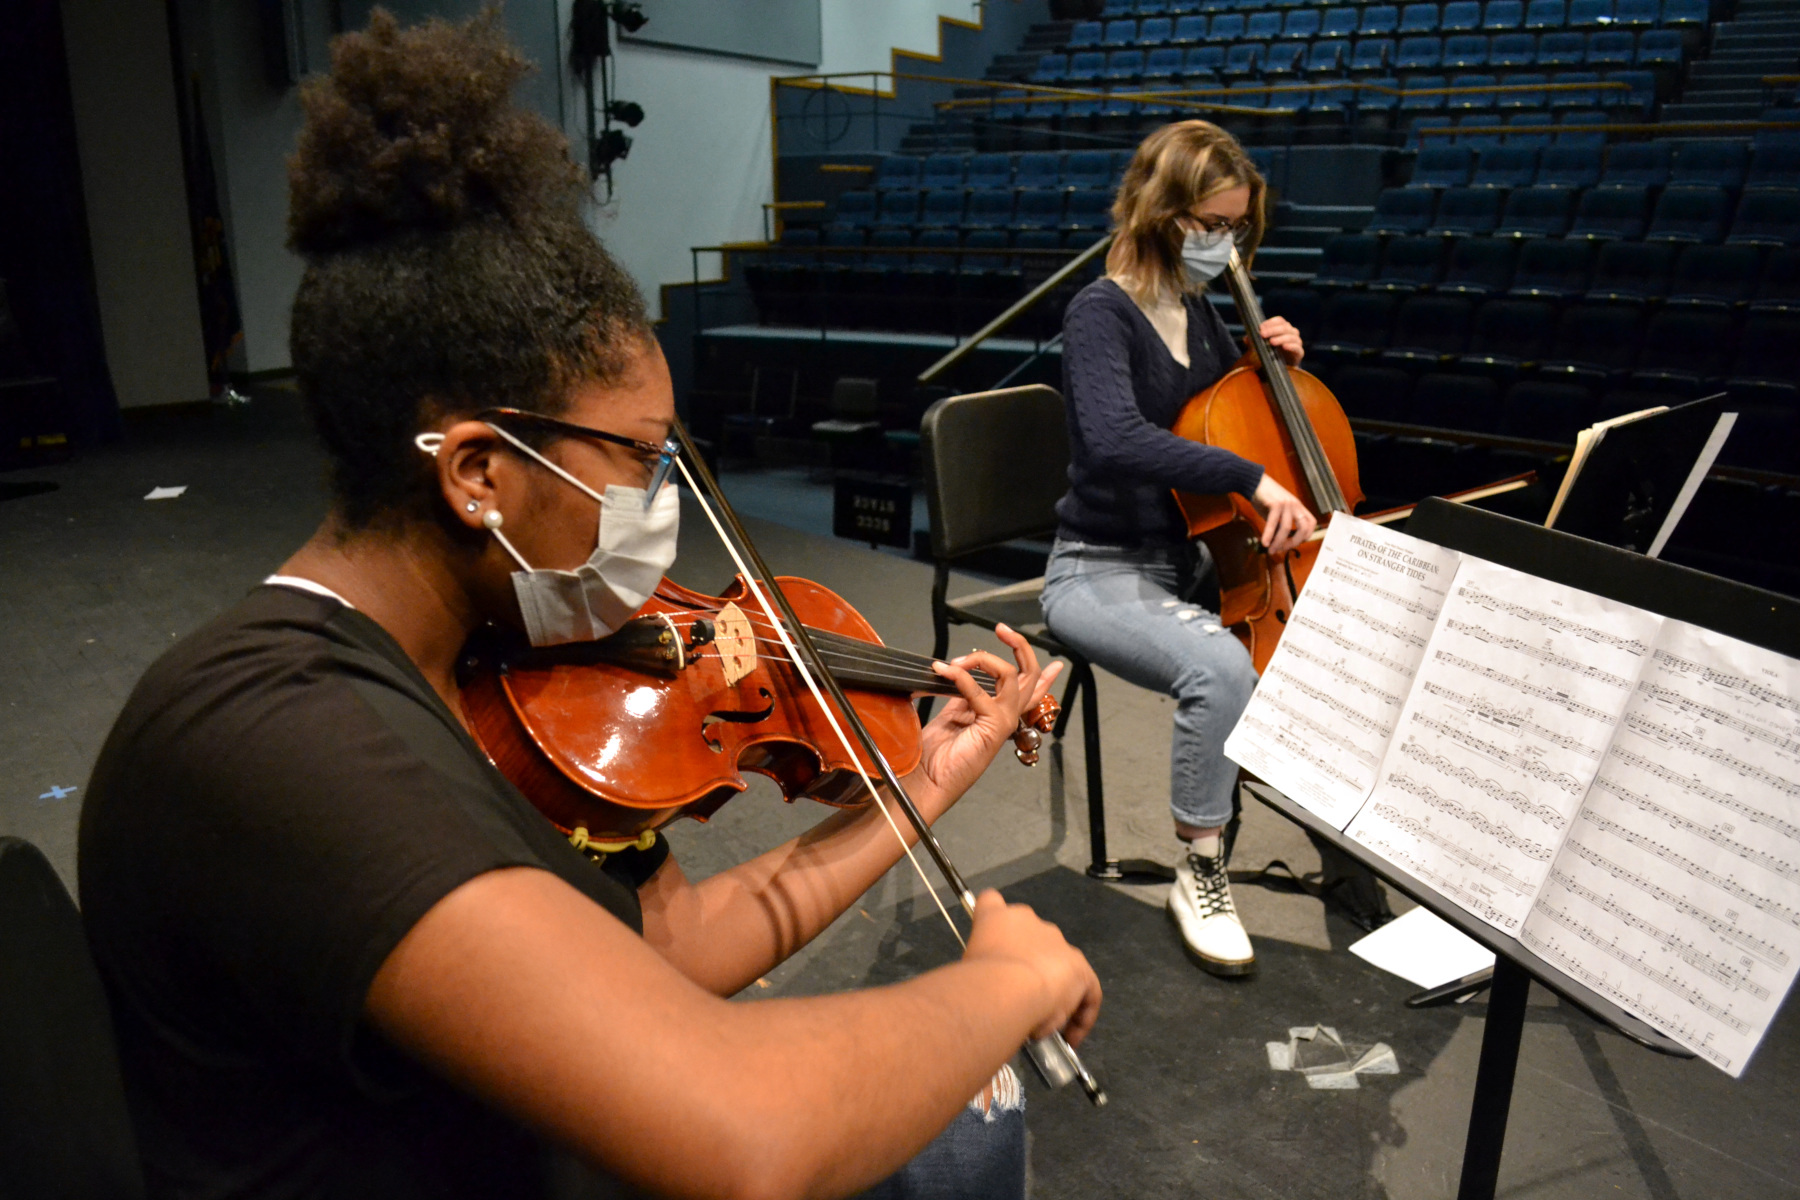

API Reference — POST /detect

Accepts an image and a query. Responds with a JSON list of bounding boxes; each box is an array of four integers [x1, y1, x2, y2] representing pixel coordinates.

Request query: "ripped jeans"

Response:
[[853, 1067, 1027, 1199], [1040, 538, 1258, 830]]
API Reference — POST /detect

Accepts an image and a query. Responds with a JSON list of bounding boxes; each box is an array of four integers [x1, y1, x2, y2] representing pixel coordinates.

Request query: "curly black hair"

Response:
[[287, 7, 650, 528]]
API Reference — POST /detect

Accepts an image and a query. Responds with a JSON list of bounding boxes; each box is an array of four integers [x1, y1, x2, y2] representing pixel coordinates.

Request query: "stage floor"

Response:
[[2, 388, 1795, 1199]]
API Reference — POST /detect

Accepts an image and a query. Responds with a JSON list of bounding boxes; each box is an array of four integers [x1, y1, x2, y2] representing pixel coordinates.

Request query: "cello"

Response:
[[1170, 245, 1361, 674]]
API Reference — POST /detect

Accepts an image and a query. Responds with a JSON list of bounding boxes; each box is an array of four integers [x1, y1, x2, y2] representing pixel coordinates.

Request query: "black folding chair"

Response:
[[919, 384, 1131, 880], [0, 837, 145, 1199]]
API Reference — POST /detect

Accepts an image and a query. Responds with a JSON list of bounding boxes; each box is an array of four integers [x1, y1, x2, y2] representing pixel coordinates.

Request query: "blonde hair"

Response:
[[1104, 120, 1267, 303]]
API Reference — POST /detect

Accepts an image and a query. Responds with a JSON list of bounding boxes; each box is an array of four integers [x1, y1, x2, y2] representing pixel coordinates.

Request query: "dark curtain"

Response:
[[0, 0, 122, 447]]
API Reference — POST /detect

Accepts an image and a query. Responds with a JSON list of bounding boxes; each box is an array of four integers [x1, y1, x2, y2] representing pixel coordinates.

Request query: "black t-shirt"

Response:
[[78, 585, 669, 1200]]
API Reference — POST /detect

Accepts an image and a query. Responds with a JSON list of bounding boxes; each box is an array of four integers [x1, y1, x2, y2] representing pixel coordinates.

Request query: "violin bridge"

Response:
[[714, 601, 757, 687]]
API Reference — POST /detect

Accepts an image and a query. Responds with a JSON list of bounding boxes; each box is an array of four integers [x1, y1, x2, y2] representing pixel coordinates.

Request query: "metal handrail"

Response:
[[1408, 118, 1800, 147], [917, 233, 1115, 384]]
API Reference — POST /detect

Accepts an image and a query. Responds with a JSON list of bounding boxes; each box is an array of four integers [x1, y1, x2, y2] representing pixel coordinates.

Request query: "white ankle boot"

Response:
[[1167, 837, 1255, 977]]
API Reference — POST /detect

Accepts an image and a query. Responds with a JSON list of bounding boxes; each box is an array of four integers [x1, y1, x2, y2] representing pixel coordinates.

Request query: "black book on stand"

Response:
[[1545, 395, 1736, 555]]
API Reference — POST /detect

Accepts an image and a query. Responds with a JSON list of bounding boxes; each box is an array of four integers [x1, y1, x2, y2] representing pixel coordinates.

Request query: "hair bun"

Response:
[[288, 8, 582, 254]]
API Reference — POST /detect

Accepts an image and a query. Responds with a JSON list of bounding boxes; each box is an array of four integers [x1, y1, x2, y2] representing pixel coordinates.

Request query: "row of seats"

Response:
[[1067, 0, 1705, 47], [1364, 182, 1800, 242], [1311, 235, 1800, 307], [1408, 140, 1800, 192], [830, 187, 1118, 232], [1098, 0, 1711, 15], [870, 149, 1135, 193], [1032, 33, 1679, 82]]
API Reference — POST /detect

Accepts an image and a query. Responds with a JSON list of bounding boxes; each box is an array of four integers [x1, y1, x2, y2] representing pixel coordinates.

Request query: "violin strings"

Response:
[[674, 460, 967, 949]]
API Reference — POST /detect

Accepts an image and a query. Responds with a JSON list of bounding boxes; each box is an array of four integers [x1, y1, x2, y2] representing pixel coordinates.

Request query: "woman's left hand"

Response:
[[1259, 316, 1304, 367], [906, 624, 1065, 821]]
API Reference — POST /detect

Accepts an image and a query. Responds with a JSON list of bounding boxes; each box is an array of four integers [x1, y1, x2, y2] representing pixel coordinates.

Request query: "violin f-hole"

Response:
[[701, 687, 776, 752]]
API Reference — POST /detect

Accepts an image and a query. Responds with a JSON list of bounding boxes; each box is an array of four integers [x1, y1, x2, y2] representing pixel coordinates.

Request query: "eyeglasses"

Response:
[[1181, 214, 1254, 247], [477, 408, 681, 499]]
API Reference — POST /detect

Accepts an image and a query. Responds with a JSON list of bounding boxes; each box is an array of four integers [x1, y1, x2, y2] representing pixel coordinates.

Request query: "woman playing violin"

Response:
[[1041, 121, 1317, 978], [77, 14, 1097, 1199]]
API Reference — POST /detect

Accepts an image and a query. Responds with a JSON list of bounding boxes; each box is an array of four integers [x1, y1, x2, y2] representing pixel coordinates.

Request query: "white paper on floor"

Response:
[[1347, 904, 1495, 990], [145, 486, 188, 501], [1265, 1025, 1399, 1090]]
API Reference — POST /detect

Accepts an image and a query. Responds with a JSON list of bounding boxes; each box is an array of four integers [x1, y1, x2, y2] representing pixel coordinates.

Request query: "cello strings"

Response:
[[673, 460, 968, 950]]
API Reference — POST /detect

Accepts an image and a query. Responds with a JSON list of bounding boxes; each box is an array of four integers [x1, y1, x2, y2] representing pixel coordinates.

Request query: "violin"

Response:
[[460, 572, 1048, 846], [1170, 246, 1362, 674]]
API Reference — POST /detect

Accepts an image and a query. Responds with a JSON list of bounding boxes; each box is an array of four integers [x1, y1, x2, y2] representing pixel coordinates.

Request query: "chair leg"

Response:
[[1071, 661, 1120, 881]]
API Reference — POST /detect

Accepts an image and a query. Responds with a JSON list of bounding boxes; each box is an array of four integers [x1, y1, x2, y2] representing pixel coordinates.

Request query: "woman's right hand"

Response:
[[964, 890, 1101, 1045], [1251, 474, 1317, 555]]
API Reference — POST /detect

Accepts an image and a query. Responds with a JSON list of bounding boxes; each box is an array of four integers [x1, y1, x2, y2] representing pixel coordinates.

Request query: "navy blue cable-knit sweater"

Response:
[[1054, 277, 1266, 547]]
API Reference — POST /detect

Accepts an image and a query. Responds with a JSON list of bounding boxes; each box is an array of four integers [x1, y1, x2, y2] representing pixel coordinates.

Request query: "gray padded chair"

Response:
[[0, 837, 145, 1199], [919, 384, 1125, 880]]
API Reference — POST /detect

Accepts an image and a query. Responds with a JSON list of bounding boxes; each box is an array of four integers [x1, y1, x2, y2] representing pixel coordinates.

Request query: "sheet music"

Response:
[[1519, 620, 1800, 1076], [1224, 517, 1460, 828], [1345, 560, 1663, 935]]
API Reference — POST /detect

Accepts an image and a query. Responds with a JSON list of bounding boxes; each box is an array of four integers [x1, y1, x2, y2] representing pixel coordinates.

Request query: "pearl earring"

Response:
[[464, 500, 479, 513], [481, 509, 504, 530]]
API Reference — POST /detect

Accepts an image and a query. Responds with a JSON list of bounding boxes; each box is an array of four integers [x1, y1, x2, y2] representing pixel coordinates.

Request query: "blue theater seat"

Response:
[[1548, 71, 1601, 107], [1502, 379, 1597, 440], [1489, 32, 1537, 66], [1413, 372, 1504, 431], [831, 190, 877, 230], [1585, 31, 1637, 68], [1444, 1, 1485, 31], [1523, 0, 1567, 31], [1333, 365, 1415, 419], [1605, 70, 1656, 114], [1143, 45, 1185, 79], [1666, 244, 1765, 308], [1263, 42, 1306, 73], [1397, 36, 1444, 69], [1613, 0, 1657, 26], [1603, 142, 1672, 187], [1222, 43, 1267, 76], [1464, 298, 1556, 372], [1402, 76, 1451, 111], [1729, 191, 1800, 246], [1322, 7, 1362, 38], [1012, 189, 1066, 230], [1315, 234, 1384, 287], [1647, 186, 1734, 243], [1483, 0, 1525, 31], [1541, 303, 1644, 385], [1371, 236, 1448, 291], [1352, 37, 1397, 71], [1031, 54, 1068, 83], [1369, 187, 1440, 233], [1670, 142, 1749, 191], [1447, 73, 1498, 110], [875, 190, 922, 228], [1443, 34, 1491, 68], [1556, 111, 1611, 145], [1658, 0, 1706, 28], [1472, 145, 1540, 187], [1069, 21, 1105, 48], [919, 189, 968, 228], [1400, 3, 1442, 34], [1104, 49, 1145, 80], [1433, 186, 1504, 234], [1510, 236, 1596, 297], [1101, 18, 1138, 46], [1571, 185, 1652, 239], [1205, 12, 1245, 41], [1535, 31, 1586, 66], [1631, 309, 1736, 395], [1636, 30, 1683, 67], [1536, 145, 1602, 188], [1062, 189, 1114, 231], [919, 155, 967, 190], [1062, 150, 1114, 189], [1016, 152, 1063, 189], [1185, 45, 1226, 74], [1280, 9, 1321, 39], [1140, 16, 1175, 43], [1246, 11, 1284, 40], [1412, 144, 1477, 187], [875, 157, 922, 191], [1307, 40, 1351, 71], [1316, 291, 1401, 360], [1172, 14, 1210, 44], [1586, 240, 1677, 302], [1497, 73, 1548, 109], [1749, 143, 1800, 191], [1442, 236, 1521, 295], [965, 153, 1012, 189], [1382, 296, 1476, 367], [963, 188, 1017, 229], [1506, 112, 1556, 145], [1567, 0, 1614, 27], [1361, 6, 1403, 36]]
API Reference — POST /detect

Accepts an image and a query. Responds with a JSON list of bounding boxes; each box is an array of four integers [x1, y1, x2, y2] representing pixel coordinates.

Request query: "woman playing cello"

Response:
[[1041, 121, 1317, 978], [77, 14, 1096, 1199]]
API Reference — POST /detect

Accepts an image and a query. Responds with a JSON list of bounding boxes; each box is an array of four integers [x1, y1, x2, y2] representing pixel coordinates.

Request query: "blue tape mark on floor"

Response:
[[36, 785, 78, 803]]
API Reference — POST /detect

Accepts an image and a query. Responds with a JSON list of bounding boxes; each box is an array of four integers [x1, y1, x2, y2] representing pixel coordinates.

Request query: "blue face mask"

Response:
[[1180, 229, 1236, 285]]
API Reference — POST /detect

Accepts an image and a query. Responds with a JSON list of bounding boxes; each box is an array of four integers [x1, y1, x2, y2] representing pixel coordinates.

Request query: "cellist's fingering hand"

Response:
[[907, 623, 1065, 821], [1258, 316, 1305, 367], [1252, 474, 1318, 556]]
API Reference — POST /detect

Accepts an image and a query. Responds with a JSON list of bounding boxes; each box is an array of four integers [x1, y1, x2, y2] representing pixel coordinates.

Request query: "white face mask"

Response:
[[414, 425, 681, 647], [1180, 228, 1236, 285]]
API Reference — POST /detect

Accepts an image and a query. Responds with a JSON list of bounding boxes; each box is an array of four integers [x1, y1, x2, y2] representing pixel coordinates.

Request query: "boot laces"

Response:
[[1183, 852, 1237, 920]]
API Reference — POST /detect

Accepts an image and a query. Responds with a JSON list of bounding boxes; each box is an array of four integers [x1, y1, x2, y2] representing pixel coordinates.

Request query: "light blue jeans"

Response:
[[852, 1093, 1026, 1199], [1040, 538, 1258, 830]]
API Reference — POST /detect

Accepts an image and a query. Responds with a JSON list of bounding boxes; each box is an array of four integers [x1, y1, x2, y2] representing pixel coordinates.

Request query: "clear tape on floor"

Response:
[[1266, 1024, 1399, 1090]]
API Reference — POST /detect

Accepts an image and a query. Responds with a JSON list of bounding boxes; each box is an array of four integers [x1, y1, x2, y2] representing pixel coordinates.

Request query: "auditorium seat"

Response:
[[1585, 240, 1677, 302], [1314, 234, 1384, 287], [1260, 286, 1324, 337], [1062, 189, 1113, 231], [1402, 76, 1451, 114], [830, 191, 878, 230], [1382, 295, 1476, 367], [1501, 379, 1596, 440], [1497, 74, 1549, 111], [1012, 189, 1065, 230], [1412, 144, 1477, 188], [1585, 31, 1637, 68], [1729, 191, 1800, 246], [1536, 145, 1602, 188], [1546, 70, 1602, 108], [1221, 42, 1266, 76], [1750, 247, 1800, 313], [1540, 303, 1644, 383], [875, 157, 921, 192], [1658, 0, 1707, 28], [1171, 15, 1210, 45], [1666, 244, 1764, 308], [1413, 372, 1506, 432], [1262, 42, 1306, 74], [1335, 365, 1415, 421], [965, 154, 1012, 190], [1635, 30, 1683, 67], [919, 189, 968, 228], [1016, 153, 1063, 189], [1646, 186, 1733, 243], [1602, 141, 1673, 188], [1483, 0, 1526, 31], [1245, 11, 1284, 41], [874, 190, 921, 228], [1444, 1, 1486, 32], [1442, 34, 1490, 69], [1630, 309, 1736, 395], [1142, 46, 1185, 80], [1748, 143, 1800, 191], [1727, 313, 1800, 408], [1321, 6, 1362, 38], [1495, 185, 1575, 236], [1280, 9, 1321, 40], [1473, 145, 1540, 188], [1103, 49, 1145, 81], [1523, 0, 1567, 29], [1445, 74, 1498, 111], [1613, 0, 1658, 27], [1307, 39, 1352, 72], [1509, 236, 1595, 297], [1361, 5, 1403, 36], [1101, 18, 1138, 47], [1205, 13, 1246, 42], [963, 188, 1017, 229], [1570, 186, 1651, 240], [1400, 3, 1442, 34], [1063, 150, 1114, 189], [1184, 45, 1227, 75], [1139, 16, 1175, 44], [1432, 187, 1504, 234], [1315, 291, 1401, 362], [1670, 142, 1749, 192], [1505, 112, 1556, 146], [1460, 297, 1557, 375], [1368, 187, 1439, 234], [1535, 31, 1586, 66], [1566, 0, 1614, 28], [1371, 236, 1448, 291], [1604, 70, 1657, 115], [1031, 54, 1068, 84], [1351, 37, 1396, 71], [1066, 51, 1107, 83], [1488, 32, 1538, 67], [1440, 236, 1519, 295], [1555, 111, 1611, 147]]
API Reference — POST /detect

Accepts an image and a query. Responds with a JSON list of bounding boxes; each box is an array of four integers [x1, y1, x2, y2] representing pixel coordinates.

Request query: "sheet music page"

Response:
[[1345, 560, 1664, 934], [1519, 620, 1800, 1076], [1224, 517, 1460, 828]]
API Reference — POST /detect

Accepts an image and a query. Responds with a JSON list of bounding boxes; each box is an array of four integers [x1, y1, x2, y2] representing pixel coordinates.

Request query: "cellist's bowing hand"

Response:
[[966, 889, 1102, 1046], [906, 623, 1065, 821], [1258, 316, 1305, 366], [1251, 474, 1318, 556]]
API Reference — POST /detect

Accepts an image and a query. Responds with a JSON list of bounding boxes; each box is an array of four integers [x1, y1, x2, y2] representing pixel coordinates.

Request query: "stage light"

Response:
[[607, 2, 648, 34], [590, 128, 633, 179], [606, 101, 644, 127]]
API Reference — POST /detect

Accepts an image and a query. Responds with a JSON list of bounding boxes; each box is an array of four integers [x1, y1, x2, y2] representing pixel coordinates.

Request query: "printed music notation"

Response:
[[1226, 519, 1800, 1076], [1225, 518, 1460, 829]]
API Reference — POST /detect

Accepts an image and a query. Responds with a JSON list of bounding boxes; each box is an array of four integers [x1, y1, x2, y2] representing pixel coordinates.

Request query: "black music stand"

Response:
[[1244, 498, 1800, 1200]]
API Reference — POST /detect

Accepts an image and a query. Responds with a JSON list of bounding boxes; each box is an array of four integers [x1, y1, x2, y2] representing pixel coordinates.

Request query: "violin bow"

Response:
[[669, 419, 1106, 1108]]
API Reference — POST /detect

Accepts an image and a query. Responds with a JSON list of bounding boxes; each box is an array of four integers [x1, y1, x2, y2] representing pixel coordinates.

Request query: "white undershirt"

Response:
[[264, 574, 354, 609], [1113, 275, 1190, 368]]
